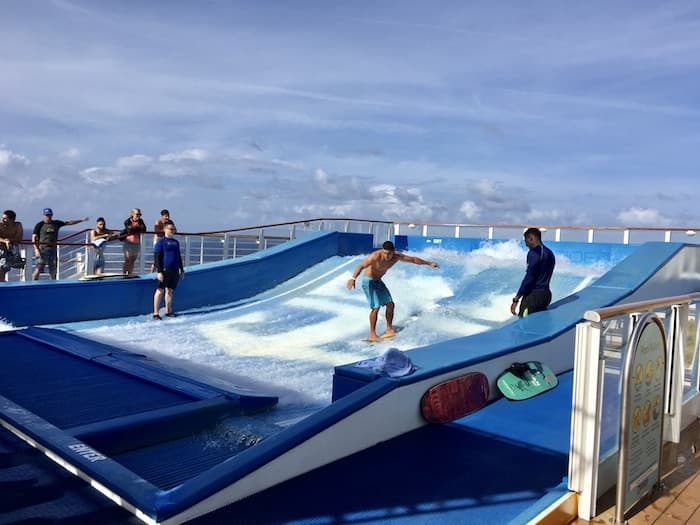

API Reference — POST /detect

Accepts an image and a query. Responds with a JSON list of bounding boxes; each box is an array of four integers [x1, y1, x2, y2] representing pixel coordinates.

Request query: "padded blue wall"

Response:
[[0, 231, 373, 327]]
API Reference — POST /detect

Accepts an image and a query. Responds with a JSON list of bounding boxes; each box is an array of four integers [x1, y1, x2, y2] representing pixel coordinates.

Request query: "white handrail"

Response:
[[7, 218, 700, 282], [584, 293, 700, 322]]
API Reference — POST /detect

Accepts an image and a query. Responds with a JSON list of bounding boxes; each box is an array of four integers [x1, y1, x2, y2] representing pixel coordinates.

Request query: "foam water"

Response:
[[0, 244, 611, 431], [60, 244, 609, 426]]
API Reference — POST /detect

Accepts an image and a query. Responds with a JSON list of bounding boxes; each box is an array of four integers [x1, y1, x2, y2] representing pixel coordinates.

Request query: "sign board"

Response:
[[616, 313, 667, 523]]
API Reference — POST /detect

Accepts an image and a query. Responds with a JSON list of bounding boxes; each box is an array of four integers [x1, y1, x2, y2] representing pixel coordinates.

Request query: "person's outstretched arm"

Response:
[[397, 253, 439, 268]]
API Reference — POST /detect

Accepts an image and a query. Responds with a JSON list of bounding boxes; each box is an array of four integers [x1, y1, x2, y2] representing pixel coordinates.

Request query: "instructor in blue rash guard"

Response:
[[511, 227, 555, 317], [152, 223, 184, 320]]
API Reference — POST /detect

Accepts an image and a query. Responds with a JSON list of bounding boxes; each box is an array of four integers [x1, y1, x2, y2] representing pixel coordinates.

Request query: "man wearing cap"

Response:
[[32, 208, 89, 280]]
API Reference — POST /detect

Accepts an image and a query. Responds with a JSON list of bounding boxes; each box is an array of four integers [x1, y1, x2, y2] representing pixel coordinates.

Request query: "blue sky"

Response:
[[1, 0, 699, 232]]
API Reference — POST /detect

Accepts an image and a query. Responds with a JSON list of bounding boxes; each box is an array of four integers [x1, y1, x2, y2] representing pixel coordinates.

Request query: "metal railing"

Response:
[[4, 218, 700, 282], [569, 292, 700, 520]]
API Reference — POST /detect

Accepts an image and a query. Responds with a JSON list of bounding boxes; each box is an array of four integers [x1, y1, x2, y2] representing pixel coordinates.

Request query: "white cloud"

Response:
[[61, 147, 81, 159], [459, 200, 481, 220], [0, 147, 30, 169], [159, 149, 209, 162], [472, 179, 501, 199], [617, 207, 672, 226], [80, 166, 130, 185], [116, 154, 153, 169], [526, 209, 563, 223]]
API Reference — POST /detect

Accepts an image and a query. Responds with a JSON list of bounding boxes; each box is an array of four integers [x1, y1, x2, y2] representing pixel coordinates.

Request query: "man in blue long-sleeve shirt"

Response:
[[511, 227, 555, 317], [152, 223, 184, 319]]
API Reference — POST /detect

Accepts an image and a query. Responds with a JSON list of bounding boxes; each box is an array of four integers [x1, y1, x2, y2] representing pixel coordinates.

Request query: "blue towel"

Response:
[[355, 347, 415, 378]]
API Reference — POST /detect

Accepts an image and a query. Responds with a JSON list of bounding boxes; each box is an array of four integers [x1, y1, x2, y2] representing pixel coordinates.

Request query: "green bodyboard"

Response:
[[497, 361, 558, 401]]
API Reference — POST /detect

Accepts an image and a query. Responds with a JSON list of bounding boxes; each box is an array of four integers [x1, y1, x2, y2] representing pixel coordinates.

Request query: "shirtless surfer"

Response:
[[347, 240, 439, 342]]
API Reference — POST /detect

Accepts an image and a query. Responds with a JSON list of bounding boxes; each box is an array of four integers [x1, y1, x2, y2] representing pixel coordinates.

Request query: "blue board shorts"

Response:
[[361, 276, 393, 309]]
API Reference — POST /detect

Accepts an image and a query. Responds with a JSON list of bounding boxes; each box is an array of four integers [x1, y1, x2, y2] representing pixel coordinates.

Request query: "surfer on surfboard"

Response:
[[347, 240, 439, 342]]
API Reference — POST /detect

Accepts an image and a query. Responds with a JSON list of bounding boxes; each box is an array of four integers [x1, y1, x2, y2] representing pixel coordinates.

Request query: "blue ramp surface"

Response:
[[0, 327, 279, 523]]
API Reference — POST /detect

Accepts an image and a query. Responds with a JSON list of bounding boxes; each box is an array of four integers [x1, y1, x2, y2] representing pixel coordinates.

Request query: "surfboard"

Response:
[[362, 327, 403, 343], [496, 361, 558, 401], [79, 273, 136, 281], [420, 372, 490, 424], [363, 328, 402, 343]]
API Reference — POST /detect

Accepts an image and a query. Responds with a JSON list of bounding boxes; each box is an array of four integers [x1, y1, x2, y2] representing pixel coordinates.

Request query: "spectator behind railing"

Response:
[[0, 209, 24, 282], [121, 208, 147, 277], [90, 217, 120, 275], [153, 209, 176, 246], [152, 209, 176, 272], [32, 208, 89, 280]]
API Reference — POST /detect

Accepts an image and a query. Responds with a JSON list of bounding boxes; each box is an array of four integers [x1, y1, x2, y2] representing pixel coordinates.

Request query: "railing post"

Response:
[[488, 226, 493, 240], [182, 235, 190, 268], [623, 230, 629, 245], [24, 247, 32, 281], [137, 236, 145, 275], [56, 245, 61, 280], [569, 319, 604, 520], [555, 228, 561, 242], [454, 225, 460, 238], [221, 234, 229, 260], [84, 231, 91, 276], [663, 304, 686, 443], [588, 229, 594, 243], [421, 224, 428, 237], [665, 230, 671, 242]]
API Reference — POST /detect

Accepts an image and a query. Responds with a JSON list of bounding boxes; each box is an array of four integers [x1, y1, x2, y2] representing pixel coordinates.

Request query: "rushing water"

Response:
[[11, 240, 602, 431]]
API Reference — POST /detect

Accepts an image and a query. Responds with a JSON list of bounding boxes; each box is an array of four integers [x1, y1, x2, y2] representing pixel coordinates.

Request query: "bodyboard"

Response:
[[420, 372, 489, 424], [496, 361, 558, 401]]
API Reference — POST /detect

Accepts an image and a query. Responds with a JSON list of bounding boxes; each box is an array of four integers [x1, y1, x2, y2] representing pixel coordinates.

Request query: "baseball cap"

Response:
[[43, 208, 53, 216]]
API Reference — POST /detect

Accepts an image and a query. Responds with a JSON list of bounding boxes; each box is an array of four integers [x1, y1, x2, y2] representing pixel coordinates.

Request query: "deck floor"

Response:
[[572, 417, 700, 525]]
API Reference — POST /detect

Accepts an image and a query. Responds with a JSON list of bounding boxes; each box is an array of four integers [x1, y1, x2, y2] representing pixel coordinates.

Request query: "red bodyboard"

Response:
[[420, 372, 490, 424]]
